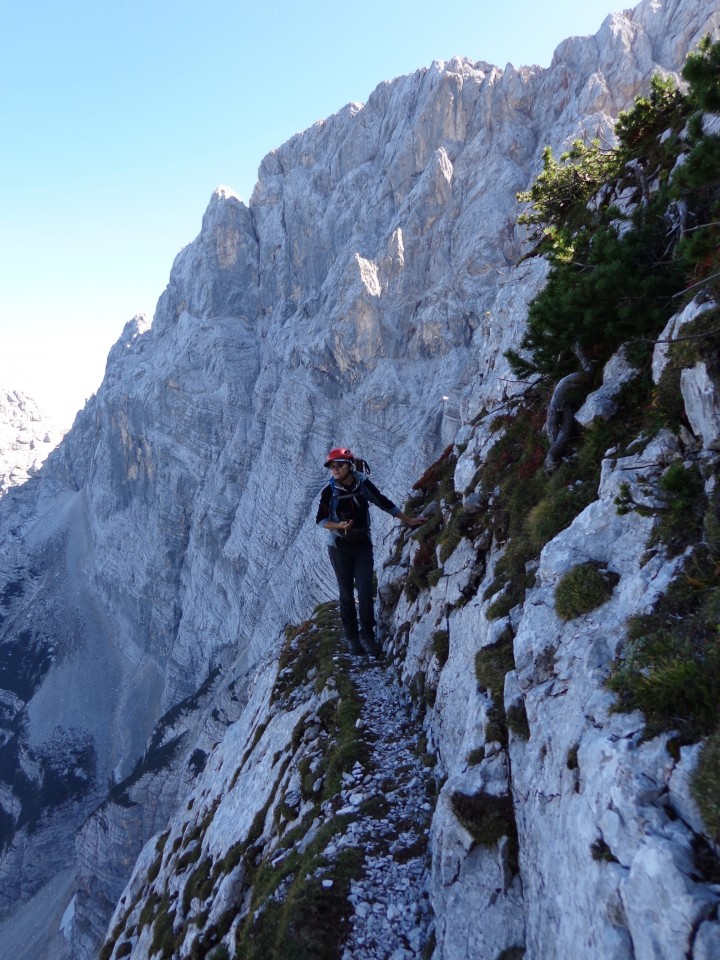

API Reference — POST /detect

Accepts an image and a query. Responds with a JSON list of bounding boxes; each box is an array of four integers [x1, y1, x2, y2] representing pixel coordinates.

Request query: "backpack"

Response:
[[353, 457, 371, 477], [328, 460, 376, 541]]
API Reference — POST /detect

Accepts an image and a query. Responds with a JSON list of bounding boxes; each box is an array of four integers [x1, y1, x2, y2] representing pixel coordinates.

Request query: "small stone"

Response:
[[303, 724, 321, 743], [408, 928, 423, 951], [390, 949, 410, 960]]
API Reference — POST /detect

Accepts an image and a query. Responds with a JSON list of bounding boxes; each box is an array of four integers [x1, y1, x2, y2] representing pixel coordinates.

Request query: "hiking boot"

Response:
[[359, 633, 381, 658], [346, 635, 364, 655]]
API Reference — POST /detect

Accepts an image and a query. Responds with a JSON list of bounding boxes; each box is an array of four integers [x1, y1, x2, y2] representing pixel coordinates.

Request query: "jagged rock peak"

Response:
[[213, 184, 243, 204], [0, 387, 63, 493]]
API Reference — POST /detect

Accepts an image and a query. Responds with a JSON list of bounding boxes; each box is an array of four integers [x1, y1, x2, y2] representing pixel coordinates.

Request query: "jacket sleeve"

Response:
[[363, 478, 401, 516], [316, 484, 333, 525]]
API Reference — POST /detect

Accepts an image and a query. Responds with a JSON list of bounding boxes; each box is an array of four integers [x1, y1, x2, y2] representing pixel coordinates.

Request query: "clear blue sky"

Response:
[[0, 0, 622, 428]]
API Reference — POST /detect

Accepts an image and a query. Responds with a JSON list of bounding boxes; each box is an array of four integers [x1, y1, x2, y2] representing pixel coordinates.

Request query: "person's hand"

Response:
[[404, 516, 425, 528], [338, 520, 353, 531]]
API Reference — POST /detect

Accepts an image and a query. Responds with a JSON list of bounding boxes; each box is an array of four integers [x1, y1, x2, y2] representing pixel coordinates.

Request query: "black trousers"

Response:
[[328, 538, 375, 641]]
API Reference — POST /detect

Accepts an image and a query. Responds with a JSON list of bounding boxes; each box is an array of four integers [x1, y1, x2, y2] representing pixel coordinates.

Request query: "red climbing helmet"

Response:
[[324, 447, 355, 468]]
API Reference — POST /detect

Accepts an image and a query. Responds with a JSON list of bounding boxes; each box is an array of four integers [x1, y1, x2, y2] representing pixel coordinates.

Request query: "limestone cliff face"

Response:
[[0, 0, 718, 957], [395, 425, 719, 960]]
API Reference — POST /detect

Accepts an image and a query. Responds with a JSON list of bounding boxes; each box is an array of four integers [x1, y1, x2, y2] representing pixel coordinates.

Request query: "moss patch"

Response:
[[273, 602, 344, 705], [234, 822, 363, 960]]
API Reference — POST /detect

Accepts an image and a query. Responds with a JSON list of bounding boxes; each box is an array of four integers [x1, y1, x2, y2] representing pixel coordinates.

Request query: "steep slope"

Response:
[[96, 616, 437, 960], [0, 0, 718, 957]]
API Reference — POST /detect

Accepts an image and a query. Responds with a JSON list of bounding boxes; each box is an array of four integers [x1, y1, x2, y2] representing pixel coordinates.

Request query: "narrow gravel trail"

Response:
[[335, 658, 435, 960]]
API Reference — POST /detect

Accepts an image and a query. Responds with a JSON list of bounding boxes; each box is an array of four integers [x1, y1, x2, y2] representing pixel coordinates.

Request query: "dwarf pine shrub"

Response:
[[652, 462, 705, 556], [512, 100, 679, 381], [509, 40, 720, 385]]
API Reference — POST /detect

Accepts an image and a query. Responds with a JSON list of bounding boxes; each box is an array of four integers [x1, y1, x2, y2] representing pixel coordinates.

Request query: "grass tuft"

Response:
[[431, 630, 450, 667], [555, 562, 618, 620], [450, 791, 519, 872], [692, 727, 720, 842], [608, 545, 720, 743], [475, 633, 515, 698]]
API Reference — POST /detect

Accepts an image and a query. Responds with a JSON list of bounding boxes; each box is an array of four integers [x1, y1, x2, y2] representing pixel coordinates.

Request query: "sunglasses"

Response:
[[329, 462, 350, 470]]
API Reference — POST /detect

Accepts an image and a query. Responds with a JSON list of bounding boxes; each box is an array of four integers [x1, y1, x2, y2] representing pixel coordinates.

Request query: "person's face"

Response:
[[329, 461, 352, 483]]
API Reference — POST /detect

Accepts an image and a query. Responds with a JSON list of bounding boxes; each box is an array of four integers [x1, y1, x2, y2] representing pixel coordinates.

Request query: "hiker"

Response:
[[316, 447, 424, 655]]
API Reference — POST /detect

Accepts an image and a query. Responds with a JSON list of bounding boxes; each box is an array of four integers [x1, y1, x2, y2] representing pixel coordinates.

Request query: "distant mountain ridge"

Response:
[[0, 388, 62, 494], [0, 1, 718, 957]]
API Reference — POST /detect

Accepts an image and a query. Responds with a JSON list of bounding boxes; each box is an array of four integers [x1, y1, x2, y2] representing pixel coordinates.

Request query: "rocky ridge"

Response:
[[0, 0, 719, 957], [97, 610, 435, 960]]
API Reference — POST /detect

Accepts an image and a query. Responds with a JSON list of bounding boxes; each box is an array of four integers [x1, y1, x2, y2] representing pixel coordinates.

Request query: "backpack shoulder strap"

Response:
[[328, 477, 339, 520], [351, 471, 367, 494]]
